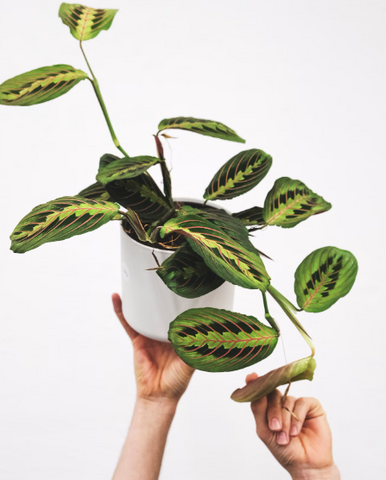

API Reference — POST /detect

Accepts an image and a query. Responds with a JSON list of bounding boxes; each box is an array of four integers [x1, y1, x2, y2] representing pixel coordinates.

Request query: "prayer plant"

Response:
[[1, 4, 358, 402]]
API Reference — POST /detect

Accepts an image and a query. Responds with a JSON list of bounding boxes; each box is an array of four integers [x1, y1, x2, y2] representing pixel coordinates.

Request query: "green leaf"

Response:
[[158, 117, 245, 143], [204, 149, 272, 201], [294, 246, 358, 313], [231, 356, 316, 402], [96, 155, 159, 185], [168, 307, 279, 372], [10, 196, 119, 254], [157, 242, 225, 299], [0, 65, 87, 106], [105, 175, 171, 223], [263, 177, 332, 228], [78, 181, 113, 202], [160, 211, 271, 291], [233, 206, 264, 227], [59, 3, 118, 41]]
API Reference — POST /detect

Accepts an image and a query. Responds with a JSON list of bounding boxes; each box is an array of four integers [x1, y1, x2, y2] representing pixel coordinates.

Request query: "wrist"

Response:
[[135, 396, 178, 418], [291, 464, 340, 480]]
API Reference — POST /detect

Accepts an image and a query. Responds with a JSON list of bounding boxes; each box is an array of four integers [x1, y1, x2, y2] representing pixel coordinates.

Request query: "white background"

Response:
[[0, 0, 385, 478]]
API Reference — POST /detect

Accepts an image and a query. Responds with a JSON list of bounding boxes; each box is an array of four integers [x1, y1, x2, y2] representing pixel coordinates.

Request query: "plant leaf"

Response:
[[233, 206, 264, 226], [157, 242, 225, 298], [231, 356, 316, 402], [294, 246, 358, 313], [204, 149, 272, 201], [263, 177, 331, 228], [58, 3, 118, 41], [160, 211, 271, 291], [0, 65, 87, 106], [158, 117, 245, 143], [78, 181, 113, 202], [96, 155, 159, 185], [168, 307, 279, 372], [105, 175, 171, 223], [10, 196, 119, 254]]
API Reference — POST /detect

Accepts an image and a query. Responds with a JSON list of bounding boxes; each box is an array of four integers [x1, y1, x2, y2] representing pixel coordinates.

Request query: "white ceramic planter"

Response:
[[120, 199, 235, 342]]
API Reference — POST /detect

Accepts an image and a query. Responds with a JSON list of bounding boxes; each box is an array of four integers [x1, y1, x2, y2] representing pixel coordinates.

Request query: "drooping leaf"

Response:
[[10, 196, 119, 254], [58, 3, 118, 41], [263, 177, 331, 228], [78, 181, 113, 202], [233, 206, 264, 227], [158, 117, 245, 143], [0, 65, 87, 106], [99, 153, 119, 170], [157, 242, 225, 298], [168, 307, 279, 372], [160, 211, 271, 291], [204, 149, 272, 201], [96, 155, 159, 185], [294, 246, 358, 313], [154, 135, 173, 207], [231, 356, 316, 403], [105, 174, 171, 223]]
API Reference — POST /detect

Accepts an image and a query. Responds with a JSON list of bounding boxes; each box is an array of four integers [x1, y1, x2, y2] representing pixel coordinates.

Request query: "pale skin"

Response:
[[111, 293, 340, 480]]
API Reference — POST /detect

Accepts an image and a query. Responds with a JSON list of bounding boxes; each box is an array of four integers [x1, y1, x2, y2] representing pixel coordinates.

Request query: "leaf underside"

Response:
[[0, 65, 87, 106], [58, 3, 118, 41], [10, 196, 119, 253], [158, 117, 245, 143], [204, 149, 272, 201], [160, 208, 270, 291], [157, 242, 225, 299], [169, 307, 279, 372], [233, 206, 265, 226], [96, 155, 159, 185], [294, 246, 358, 313], [263, 177, 332, 228], [231, 356, 316, 402]]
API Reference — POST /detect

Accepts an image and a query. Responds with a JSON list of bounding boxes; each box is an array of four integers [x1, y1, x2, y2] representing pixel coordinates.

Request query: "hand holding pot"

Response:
[[112, 293, 194, 405], [247, 373, 340, 480]]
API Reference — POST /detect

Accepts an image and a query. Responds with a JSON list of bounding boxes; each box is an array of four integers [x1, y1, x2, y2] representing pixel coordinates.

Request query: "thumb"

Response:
[[112, 293, 138, 341]]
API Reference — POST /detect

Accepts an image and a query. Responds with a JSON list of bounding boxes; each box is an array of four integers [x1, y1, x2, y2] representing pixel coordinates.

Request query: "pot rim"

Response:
[[120, 196, 231, 253]]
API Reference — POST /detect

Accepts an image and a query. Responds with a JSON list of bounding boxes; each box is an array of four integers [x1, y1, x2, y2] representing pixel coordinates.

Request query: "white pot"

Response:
[[120, 198, 235, 342]]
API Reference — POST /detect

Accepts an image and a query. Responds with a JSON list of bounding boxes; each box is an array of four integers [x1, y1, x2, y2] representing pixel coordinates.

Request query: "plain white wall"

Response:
[[0, 0, 385, 478]]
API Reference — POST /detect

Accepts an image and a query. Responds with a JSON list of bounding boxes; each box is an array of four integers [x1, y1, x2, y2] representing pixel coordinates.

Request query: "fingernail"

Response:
[[277, 431, 288, 445], [290, 425, 298, 436], [270, 418, 281, 430]]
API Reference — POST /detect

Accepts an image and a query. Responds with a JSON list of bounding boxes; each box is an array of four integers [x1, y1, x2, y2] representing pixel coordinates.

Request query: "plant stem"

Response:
[[267, 285, 315, 356], [262, 292, 280, 333], [80, 41, 129, 157]]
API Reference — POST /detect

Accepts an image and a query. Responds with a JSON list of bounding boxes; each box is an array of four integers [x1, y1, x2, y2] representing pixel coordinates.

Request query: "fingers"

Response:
[[111, 293, 138, 341], [290, 397, 325, 437], [276, 396, 296, 445], [266, 389, 283, 432], [251, 396, 271, 440]]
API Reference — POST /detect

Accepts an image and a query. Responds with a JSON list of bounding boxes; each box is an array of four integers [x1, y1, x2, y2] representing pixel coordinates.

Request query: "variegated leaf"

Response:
[[231, 356, 316, 402], [78, 181, 112, 202], [160, 211, 271, 291], [294, 246, 358, 313], [105, 174, 171, 223], [263, 177, 332, 228], [0, 65, 87, 106], [168, 307, 279, 372], [96, 155, 159, 185], [233, 206, 264, 226], [158, 117, 245, 143], [10, 196, 119, 253], [157, 242, 225, 299], [59, 3, 118, 41], [204, 149, 272, 201]]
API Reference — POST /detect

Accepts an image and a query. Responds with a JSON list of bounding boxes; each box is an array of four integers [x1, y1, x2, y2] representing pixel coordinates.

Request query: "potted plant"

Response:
[[1, 3, 358, 403]]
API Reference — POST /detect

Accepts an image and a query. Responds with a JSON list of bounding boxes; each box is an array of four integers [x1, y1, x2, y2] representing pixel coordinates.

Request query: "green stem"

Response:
[[80, 41, 129, 157], [262, 292, 280, 333], [268, 285, 302, 312], [267, 285, 315, 357]]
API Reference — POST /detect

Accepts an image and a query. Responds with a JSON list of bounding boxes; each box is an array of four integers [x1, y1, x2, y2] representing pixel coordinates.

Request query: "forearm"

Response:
[[112, 398, 177, 480], [291, 464, 340, 480]]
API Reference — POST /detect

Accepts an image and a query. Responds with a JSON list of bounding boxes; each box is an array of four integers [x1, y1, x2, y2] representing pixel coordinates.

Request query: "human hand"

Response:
[[112, 293, 194, 407], [247, 373, 340, 480]]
